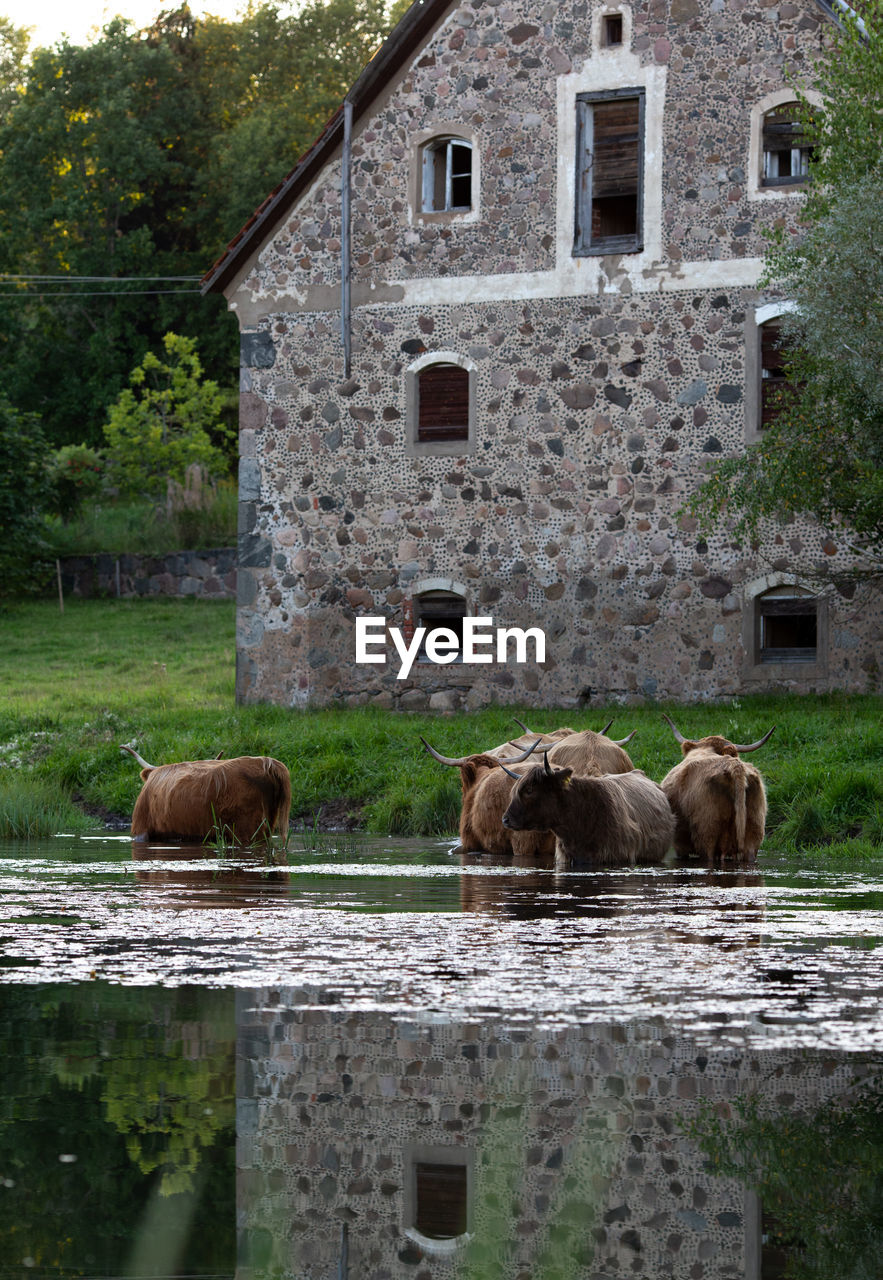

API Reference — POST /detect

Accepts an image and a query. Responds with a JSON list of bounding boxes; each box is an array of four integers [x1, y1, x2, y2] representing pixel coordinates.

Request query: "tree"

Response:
[[0, 17, 30, 114], [687, 3, 883, 573], [0, 395, 53, 596], [103, 332, 233, 499]]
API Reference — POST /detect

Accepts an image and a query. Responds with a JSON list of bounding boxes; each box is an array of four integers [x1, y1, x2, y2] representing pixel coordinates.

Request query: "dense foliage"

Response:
[[0, 394, 53, 594], [0, 1, 402, 449], [688, 2, 883, 570]]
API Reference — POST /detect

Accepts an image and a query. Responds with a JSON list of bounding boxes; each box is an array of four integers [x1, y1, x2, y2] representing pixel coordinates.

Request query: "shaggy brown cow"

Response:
[[421, 738, 556, 856], [423, 724, 637, 856], [658, 715, 775, 864], [500, 753, 674, 868], [122, 745, 291, 845]]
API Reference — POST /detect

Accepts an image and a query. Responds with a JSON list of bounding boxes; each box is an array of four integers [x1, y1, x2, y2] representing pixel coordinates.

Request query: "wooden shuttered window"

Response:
[[762, 105, 813, 187], [414, 1162, 469, 1239], [760, 320, 798, 429], [575, 90, 644, 255], [417, 363, 470, 442]]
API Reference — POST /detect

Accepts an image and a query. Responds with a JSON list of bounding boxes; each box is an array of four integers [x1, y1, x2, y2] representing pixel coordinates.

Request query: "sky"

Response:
[[3, 0, 245, 48]]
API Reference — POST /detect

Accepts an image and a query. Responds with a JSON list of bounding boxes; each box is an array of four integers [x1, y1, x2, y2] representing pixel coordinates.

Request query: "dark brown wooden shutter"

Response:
[[415, 1162, 469, 1239], [592, 98, 640, 200], [417, 364, 469, 441], [760, 321, 794, 428]]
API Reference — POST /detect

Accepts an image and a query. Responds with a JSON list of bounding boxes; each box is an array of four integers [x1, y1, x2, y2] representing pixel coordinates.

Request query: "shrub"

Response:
[[48, 443, 105, 521], [0, 395, 53, 595]]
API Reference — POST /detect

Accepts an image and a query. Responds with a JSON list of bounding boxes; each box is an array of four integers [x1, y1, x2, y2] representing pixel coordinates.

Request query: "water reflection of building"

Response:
[[235, 990, 872, 1279]]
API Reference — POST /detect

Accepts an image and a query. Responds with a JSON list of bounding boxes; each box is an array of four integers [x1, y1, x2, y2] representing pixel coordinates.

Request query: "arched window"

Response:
[[421, 137, 473, 212], [406, 353, 476, 456], [404, 1143, 474, 1255], [761, 102, 813, 189]]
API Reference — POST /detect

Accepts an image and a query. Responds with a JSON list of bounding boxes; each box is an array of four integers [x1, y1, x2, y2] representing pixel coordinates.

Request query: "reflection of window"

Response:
[[575, 90, 645, 255], [761, 1203, 804, 1278], [417, 363, 469, 443], [756, 587, 817, 664], [421, 138, 472, 212], [417, 590, 467, 660], [404, 1143, 474, 1254], [415, 1162, 469, 1239], [761, 104, 813, 188]]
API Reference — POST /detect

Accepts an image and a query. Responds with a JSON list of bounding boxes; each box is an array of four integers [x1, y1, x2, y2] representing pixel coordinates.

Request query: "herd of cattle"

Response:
[[421, 715, 775, 868], [122, 714, 775, 868]]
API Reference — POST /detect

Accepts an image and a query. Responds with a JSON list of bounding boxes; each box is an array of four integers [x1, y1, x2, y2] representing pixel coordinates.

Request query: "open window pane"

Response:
[[575, 91, 644, 254], [417, 364, 469, 441], [421, 139, 473, 212], [762, 105, 813, 188], [760, 320, 799, 429]]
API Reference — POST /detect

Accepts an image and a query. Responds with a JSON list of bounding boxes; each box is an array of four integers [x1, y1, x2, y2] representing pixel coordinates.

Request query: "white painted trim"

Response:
[[407, 350, 477, 376], [413, 578, 469, 597], [747, 88, 822, 203], [755, 299, 798, 326]]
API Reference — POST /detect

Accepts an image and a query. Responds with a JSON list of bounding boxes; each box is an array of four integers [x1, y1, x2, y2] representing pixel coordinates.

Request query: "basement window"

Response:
[[404, 1144, 474, 1253], [761, 104, 813, 188], [756, 587, 817, 664], [575, 89, 645, 255], [421, 137, 473, 213], [416, 590, 467, 661]]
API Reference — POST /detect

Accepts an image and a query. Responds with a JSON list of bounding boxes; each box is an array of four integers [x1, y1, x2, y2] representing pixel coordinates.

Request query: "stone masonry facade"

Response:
[[208, 0, 883, 709], [235, 991, 872, 1279]]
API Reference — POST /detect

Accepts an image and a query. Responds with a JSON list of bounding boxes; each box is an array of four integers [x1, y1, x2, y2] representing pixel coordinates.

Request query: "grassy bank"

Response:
[[0, 598, 881, 855]]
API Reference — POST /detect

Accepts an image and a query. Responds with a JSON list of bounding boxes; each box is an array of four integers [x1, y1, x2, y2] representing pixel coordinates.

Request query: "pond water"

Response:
[[2, 831, 882, 1279]]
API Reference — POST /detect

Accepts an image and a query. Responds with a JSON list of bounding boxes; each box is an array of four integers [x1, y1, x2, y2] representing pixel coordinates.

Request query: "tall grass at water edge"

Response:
[[0, 597, 881, 854]]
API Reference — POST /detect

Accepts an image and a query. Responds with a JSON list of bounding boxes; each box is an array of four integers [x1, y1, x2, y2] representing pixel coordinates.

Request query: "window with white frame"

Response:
[[574, 89, 645, 255], [405, 352, 476, 457], [421, 137, 473, 213]]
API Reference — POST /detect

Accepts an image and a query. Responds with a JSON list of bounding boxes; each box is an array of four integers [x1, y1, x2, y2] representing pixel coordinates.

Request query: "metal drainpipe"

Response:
[[338, 1221, 349, 1279], [341, 99, 353, 379]]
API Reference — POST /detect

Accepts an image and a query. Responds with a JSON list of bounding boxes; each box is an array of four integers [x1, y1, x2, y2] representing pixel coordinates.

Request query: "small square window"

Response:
[[603, 14, 623, 45], [756, 589, 817, 664]]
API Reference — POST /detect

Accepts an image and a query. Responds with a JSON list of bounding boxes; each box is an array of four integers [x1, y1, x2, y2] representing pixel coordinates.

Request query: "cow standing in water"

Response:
[[122, 746, 291, 845], [659, 715, 775, 864], [500, 752, 674, 869]]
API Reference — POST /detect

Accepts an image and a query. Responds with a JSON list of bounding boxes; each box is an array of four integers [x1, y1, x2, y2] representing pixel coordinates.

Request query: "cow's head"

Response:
[[662, 714, 775, 759], [501, 753, 574, 831]]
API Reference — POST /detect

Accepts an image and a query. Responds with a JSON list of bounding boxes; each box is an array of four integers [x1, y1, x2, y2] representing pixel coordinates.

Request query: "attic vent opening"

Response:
[[603, 14, 623, 45]]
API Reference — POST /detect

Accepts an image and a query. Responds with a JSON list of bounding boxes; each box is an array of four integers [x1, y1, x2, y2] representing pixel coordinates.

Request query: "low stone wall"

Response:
[[57, 548, 237, 600]]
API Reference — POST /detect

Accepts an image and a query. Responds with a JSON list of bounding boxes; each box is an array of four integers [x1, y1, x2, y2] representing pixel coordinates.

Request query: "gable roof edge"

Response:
[[201, 0, 457, 298]]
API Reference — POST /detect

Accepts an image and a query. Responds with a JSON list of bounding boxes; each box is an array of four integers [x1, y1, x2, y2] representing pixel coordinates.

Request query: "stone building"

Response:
[[234, 991, 874, 1278], [202, 0, 881, 710]]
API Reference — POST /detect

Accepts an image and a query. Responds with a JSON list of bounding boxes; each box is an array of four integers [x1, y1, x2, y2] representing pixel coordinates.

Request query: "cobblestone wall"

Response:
[[235, 992, 868, 1279], [220, 0, 882, 708], [58, 548, 237, 600]]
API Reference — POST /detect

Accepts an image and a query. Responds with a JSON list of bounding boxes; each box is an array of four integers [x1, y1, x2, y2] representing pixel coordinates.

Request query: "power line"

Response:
[[0, 273, 201, 282]]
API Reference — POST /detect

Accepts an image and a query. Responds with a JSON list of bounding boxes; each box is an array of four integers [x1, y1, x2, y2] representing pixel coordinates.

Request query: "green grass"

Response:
[[44, 485, 237, 558], [0, 598, 881, 854]]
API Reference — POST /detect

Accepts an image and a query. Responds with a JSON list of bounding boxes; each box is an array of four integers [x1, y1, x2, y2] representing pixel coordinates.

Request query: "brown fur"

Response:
[[660, 738, 767, 864], [456, 754, 556, 856], [502, 763, 674, 868], [488, 726, 576, 759], [544, 730, 634, 774], [131, 756, 291, 845]]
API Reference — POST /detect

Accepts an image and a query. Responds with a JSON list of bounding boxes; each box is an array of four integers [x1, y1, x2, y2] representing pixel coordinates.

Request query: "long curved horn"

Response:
[[420, 737, 543, 767], [512, 717, 532, 734], [499, 761, 521, 780], [661, 713, 687, 744], [611, 729, 638, 746], [597, 719, 614, 736], [733, 726, 776, 753], [120, 743, 156, 771], [543, 750, 553, 776]]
